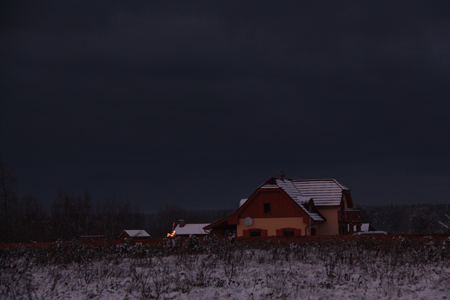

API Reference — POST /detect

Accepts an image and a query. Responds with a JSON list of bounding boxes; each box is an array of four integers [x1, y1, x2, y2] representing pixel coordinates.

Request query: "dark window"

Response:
[[250, 230, 261, 237], [283, 229, 294, 236], [264, 203, 271, 214]]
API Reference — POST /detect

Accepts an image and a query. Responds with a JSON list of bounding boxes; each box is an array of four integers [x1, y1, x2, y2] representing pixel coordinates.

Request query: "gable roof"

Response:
[[260, 178, 348, 207], [291, 179, 348, 206], [233, 178, 324, 222], [205, 177, 349, 231], [175, 223, 210, 235], [120, 230, 151, 238]]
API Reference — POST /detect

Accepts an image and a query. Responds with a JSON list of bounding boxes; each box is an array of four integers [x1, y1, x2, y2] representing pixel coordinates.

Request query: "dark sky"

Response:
[[1, 1, 450, 211]]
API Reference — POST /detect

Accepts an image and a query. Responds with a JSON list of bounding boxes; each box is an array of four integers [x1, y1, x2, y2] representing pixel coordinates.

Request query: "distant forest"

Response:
[[0, 154, 235, 243], [0, 188, 235, 243], [1, 155, 449, 243], [1, 194, 449, 243], [356, 203, 450, 235]]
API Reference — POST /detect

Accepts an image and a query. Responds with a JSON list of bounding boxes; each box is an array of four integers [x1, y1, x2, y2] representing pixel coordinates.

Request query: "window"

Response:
[[250, 230, 261, 237], [310, 228, 317, 236], [264, 203, 271, 214], [283, 229, 294, 236]]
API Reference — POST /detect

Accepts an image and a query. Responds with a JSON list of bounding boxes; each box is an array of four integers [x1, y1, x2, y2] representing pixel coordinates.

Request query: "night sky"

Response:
[[1, 1, 450, 212]]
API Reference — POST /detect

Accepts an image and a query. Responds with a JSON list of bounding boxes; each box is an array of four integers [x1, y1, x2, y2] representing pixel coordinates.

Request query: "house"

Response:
[[119, 229, 151, 239], [175, 220, 210, 237], [204, 174, 361, 237]]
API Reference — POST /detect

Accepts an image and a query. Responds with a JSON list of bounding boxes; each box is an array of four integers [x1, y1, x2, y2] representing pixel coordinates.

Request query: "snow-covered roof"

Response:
[[239, 198, 248, 207], [121, 230, 151, 238], [174, 223, 211, 235], [254, 177, 349, 221], [260, 183, 278, 189], [291, 179, 348, 206], [266, 178, 347, 207]]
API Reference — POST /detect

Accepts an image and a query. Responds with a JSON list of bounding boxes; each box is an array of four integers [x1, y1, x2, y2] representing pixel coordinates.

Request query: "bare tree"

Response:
[[411, 207, 439, 234], [50, 190, 81, 240], [97, 196, 132, 239], [79, 190, 92, 235], [20, 193, 48, 242]]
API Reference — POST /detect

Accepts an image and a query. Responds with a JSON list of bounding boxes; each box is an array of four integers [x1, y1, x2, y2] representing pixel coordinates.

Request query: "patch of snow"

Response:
[[239, 198, 248, 207], [2, 239, 449, 299]]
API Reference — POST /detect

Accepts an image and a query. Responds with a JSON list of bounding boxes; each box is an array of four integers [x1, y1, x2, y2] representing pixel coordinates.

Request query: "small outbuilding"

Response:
[[174, 220, 210, 237], [119, 229, 151, 239]]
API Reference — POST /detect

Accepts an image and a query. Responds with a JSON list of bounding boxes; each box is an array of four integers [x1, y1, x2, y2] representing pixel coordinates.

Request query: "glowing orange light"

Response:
[[167, 222, 177, 238]]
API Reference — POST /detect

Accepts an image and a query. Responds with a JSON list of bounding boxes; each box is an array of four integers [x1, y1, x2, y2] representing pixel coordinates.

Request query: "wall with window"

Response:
[[238, 217, 306, 237], [238, 190, 308, 218]]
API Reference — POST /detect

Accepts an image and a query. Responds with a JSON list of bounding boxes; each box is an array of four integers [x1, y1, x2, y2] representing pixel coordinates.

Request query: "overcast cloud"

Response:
[[1, 1, 450, 211]]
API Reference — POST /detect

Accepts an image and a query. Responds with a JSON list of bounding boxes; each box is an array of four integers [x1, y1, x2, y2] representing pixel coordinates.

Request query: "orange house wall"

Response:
[[237, 217, 306, 237], [316, 207, 340, 235]]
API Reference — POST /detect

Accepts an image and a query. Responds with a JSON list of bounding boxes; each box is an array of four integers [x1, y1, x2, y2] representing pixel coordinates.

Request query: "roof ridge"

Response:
[[290, 178, 349, 190], [275, 178, 304, 197]]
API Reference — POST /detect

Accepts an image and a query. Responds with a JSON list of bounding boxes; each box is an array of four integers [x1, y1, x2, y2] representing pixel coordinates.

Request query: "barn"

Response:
[[204, 174, 361, 237]]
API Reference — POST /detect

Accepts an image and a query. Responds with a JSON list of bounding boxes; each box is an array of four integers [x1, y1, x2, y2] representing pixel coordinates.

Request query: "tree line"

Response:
[[1, 154, 449, 243], [356, 203, 450, 234], [0, 154, 234, 243], [1, 188, 235, 243], [1, 190, 234, 243]]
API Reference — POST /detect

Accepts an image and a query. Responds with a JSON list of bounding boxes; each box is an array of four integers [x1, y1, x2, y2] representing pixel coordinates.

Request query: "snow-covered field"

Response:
[[1, 236, 449, 299]]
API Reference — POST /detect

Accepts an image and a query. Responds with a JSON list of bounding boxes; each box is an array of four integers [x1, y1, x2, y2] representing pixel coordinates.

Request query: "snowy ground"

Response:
[[1, 237, 450, 299]]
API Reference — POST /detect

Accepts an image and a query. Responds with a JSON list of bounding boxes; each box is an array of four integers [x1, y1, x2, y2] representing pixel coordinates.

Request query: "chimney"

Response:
[[179, 219, 185, 227], [278, 172, 285, 180]]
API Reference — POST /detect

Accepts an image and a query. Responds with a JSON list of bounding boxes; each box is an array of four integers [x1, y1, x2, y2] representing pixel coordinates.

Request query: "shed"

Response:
[[174, 220, 210, 236], [119, 230, 151, 239]]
